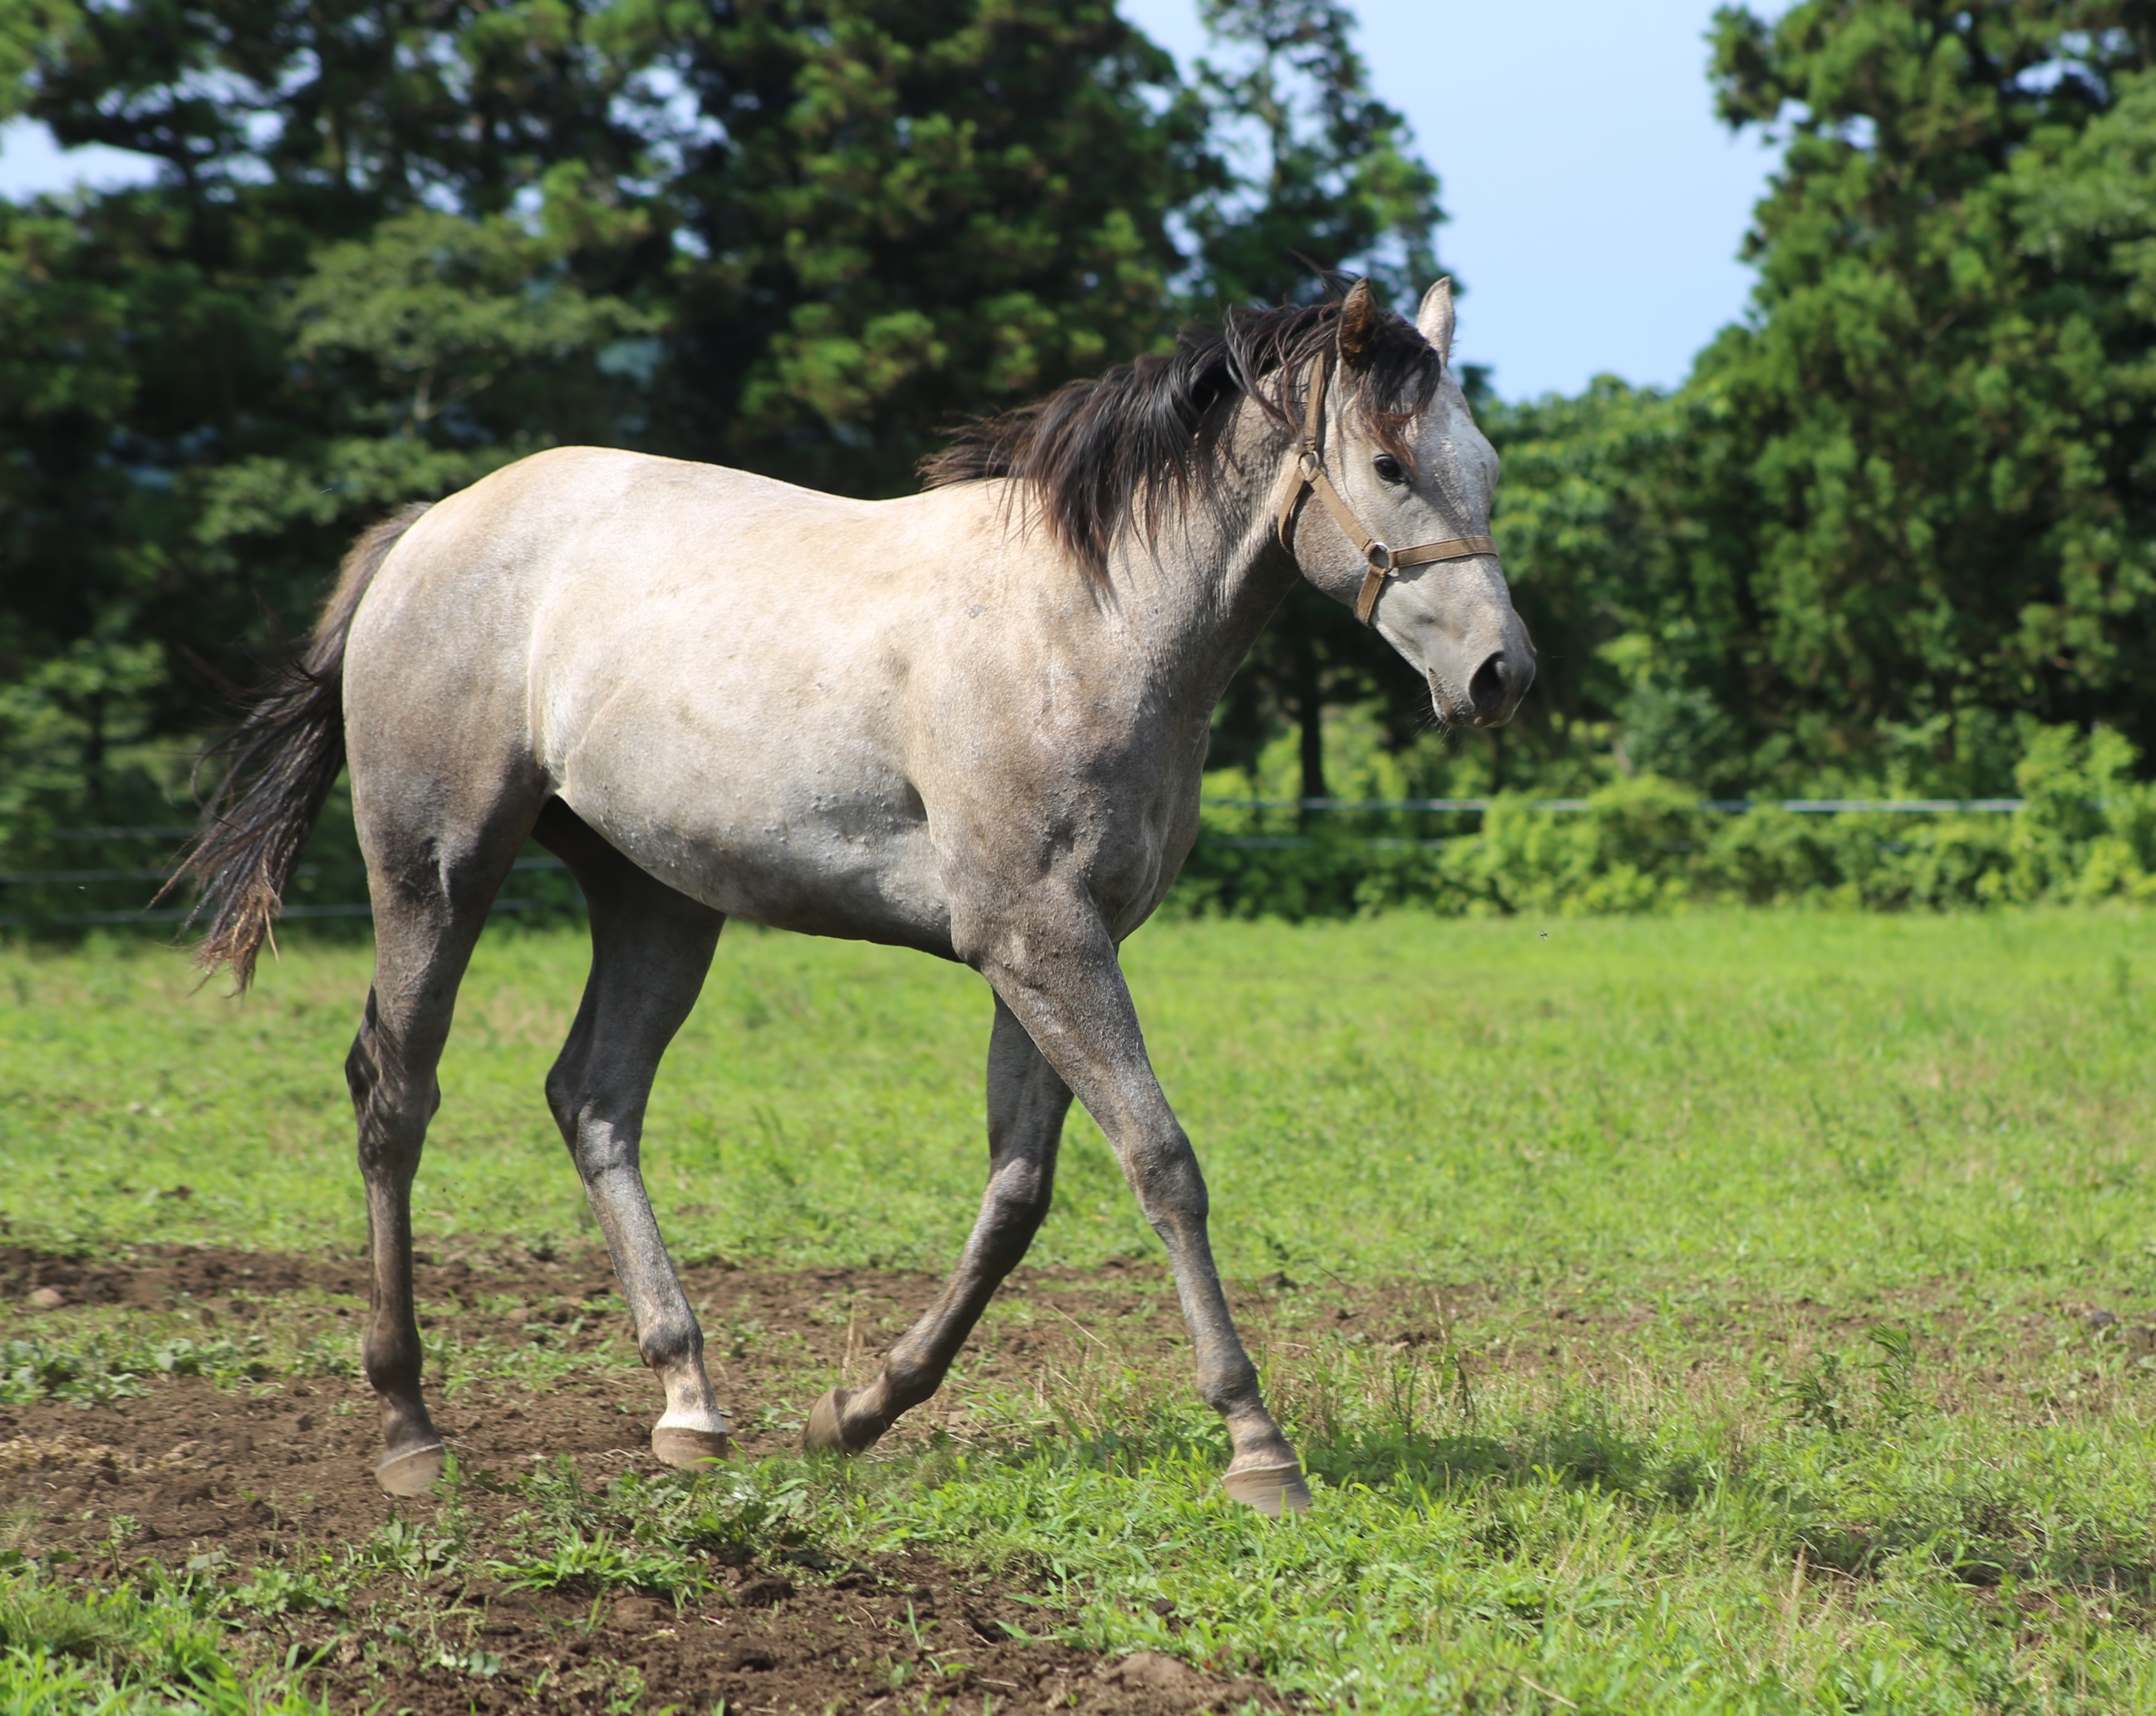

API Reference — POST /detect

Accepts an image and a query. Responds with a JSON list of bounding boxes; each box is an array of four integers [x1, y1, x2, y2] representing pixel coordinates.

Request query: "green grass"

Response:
[[7, 911, 2155, 1294], [0, 1549, 331, 1713], [7, 909, 2156, 1711]]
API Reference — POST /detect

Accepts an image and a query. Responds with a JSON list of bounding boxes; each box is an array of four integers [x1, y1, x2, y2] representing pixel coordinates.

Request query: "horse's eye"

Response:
[[1373, 454, 1406, 484]]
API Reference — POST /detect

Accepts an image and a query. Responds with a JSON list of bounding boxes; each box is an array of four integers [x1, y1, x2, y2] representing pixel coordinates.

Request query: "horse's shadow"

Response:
[[1296, 1418, 1707, 1507], [972, 1405, 1704, 1512]]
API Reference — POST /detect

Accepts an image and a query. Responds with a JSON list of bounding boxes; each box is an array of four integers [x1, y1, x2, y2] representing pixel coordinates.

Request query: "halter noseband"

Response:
[[1269, 352, 1497, 626]]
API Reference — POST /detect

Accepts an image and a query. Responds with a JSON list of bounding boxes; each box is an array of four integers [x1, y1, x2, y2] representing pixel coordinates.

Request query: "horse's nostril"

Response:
[[1469, 652, 1509, 720]]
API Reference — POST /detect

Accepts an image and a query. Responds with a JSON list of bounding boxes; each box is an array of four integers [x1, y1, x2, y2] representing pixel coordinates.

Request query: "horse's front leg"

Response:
[[807, 995, 1070, 1454], [990, 898, 1305, 1513], [829, 892, 1304, 1515]]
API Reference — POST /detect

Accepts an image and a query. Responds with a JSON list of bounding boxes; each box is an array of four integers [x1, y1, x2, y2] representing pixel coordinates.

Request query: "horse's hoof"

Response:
[[1222, 1460, 1310, 1517], [375, 1441, 446, 1497], [803, 1387, 855, 1454], [651, 1424, 733, 1469]]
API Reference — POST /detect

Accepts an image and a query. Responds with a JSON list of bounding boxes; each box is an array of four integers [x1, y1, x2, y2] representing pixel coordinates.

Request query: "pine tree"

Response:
[[0, 0, 1205, 837], [1681, 0, 2156, 785]]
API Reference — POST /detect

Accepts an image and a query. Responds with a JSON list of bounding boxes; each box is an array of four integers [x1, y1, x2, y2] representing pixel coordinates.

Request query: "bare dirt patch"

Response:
[[2, 1245, 1299, 1713]]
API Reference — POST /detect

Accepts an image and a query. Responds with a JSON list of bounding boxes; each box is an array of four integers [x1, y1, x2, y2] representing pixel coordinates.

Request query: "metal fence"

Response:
[[1194, 795, 2030, 852], [0, 797, 2038, 927], [0, 828, 572, 928], [1204, 797, 2028, 813]]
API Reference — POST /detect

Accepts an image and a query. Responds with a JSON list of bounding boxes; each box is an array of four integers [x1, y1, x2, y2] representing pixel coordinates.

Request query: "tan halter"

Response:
[[1270, 351, 1497, 625]]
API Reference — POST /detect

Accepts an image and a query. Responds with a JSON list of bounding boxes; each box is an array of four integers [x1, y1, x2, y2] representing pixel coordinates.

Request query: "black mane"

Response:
[[920, 299, 1443, 587]]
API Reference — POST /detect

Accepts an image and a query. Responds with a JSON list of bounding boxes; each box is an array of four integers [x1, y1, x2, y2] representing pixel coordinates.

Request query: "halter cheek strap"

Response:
[[1268, 352, 1497, 626]]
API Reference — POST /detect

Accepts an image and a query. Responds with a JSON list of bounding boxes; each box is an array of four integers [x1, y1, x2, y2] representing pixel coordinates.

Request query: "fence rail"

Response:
[[0, 833, 572, 928], [1202, 796, 2030, 813], [0, 798, 2045, 928]]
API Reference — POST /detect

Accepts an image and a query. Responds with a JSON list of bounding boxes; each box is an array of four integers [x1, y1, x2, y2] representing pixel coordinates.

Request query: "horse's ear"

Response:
[[1336, 278, 1382, 370], [1417, 277, 1455, 361]]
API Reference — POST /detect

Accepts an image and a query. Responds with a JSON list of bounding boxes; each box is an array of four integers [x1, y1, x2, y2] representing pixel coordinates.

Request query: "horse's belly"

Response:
[[562, 781, 955, 956]]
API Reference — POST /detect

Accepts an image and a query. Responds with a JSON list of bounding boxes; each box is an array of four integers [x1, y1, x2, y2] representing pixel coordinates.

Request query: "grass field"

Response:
[[5, 908, 2156, 1712]]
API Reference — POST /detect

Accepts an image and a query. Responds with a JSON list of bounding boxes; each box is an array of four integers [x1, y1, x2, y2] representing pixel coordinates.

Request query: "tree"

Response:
[[1678, 0, 2156, 788], [0, 0, 1208, 847], [1476, 380, 1706, 791], [651, 0, 1209, 494], [1185, 0, 1439, 309]]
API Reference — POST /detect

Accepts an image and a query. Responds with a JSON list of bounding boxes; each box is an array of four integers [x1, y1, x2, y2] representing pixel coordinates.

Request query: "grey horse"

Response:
[[172, 278, 1532, 1516]]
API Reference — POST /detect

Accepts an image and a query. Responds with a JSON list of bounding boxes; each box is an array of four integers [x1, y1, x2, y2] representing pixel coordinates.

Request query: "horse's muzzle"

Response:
[[1466, 647, 1534, 727], [1433, 643, 1533, 729]]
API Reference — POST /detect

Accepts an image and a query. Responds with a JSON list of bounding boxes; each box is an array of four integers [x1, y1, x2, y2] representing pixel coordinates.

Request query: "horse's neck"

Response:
[[1107, 426, 1300, 720]]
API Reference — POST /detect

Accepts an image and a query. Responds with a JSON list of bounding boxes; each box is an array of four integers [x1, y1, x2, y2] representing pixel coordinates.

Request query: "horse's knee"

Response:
[[1124, 1133, 1209, 1228], [543, 1061, 579, 1144]]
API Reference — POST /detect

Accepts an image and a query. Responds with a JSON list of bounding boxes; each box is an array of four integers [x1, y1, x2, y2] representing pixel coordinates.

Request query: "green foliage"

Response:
[[484, 1457, 818, 1600], [1180, 721, 2156, 919], [5, 0, 1401, 847], [0, 1326, 289, 1408], [0, 1558, 330, 1713], [0, 1334, 149, 1407], [699, 0, 1209, 490], [1477, 380, 1693, 788], [489, 1529, 708, 1600], [1646, 1, 2156, 785], [1398, 2, 2156, 803], [1184, 0, 1440, 308], [7, 908, 2156, 1297], [1192, 3, 2156, 803]]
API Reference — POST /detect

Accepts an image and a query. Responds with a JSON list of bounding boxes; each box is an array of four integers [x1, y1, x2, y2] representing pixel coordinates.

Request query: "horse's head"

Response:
[[1283, 279, 1534, 729]]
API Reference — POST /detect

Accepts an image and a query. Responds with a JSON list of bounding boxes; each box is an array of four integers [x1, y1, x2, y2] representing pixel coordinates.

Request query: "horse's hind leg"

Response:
[[350, 829, 528, 1496], [538, 802, 730, 1467], [806, 995, 1070, 1453]]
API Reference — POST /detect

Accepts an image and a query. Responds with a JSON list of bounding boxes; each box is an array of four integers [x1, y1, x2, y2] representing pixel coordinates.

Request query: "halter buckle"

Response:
[[1365, 541, 1396, 574]]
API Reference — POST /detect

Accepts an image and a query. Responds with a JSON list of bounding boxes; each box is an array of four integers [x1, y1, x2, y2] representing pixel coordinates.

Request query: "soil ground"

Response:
[[4, 1243, 2128, 1712], [2, 1244, 1312, 1714]]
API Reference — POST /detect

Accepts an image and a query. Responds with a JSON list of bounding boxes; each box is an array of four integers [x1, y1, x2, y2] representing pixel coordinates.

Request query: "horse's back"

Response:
[[347, 445, 917, 738]]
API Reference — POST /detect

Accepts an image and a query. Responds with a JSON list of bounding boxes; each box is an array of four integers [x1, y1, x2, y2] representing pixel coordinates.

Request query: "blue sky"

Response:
[[1122, 0, 1782, 398], [0, 1, 1779, 401]]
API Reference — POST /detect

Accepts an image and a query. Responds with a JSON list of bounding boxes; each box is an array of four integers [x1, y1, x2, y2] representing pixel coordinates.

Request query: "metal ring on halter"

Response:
[[1366, 542, 1396, 574]]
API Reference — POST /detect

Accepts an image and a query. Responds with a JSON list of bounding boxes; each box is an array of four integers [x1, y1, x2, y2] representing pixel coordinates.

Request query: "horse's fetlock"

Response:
[[637, 1316, 701, 1373], [880, 1352, 942, 1410], [1200, 1366, 1264, 1417], [362, 1336, 421, 1398]]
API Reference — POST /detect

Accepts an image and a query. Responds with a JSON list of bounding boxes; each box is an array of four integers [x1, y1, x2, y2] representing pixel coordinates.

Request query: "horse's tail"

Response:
[[168, 503, 432, 990]]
